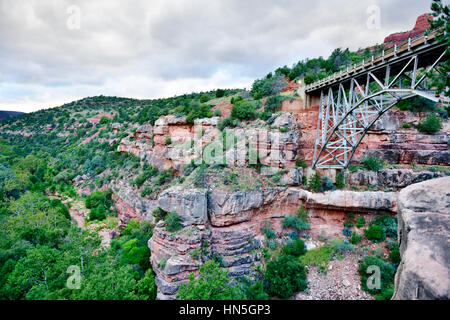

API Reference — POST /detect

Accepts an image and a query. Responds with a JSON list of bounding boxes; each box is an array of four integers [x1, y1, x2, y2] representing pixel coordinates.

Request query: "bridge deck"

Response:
[[305, 29, 445, 94]]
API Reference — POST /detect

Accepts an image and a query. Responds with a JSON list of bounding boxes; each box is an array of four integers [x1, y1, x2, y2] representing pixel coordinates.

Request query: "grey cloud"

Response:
[[0, 0, 432, 112]]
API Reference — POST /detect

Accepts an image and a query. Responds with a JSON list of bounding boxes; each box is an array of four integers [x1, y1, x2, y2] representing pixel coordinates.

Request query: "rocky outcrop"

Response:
[[384, 14, 431, 48], [148, 184, 403, 298], [346, 168, 449, 188], [158, 187, 208, 226], [393, 176, 450, 300], [149, 225, 210, 300], [297, 189, 397, 213], [113, 181, 158, 225]]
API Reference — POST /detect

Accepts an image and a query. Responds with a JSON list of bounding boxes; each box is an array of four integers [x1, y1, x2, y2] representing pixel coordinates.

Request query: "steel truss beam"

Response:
[[313, 49, 448, 169]]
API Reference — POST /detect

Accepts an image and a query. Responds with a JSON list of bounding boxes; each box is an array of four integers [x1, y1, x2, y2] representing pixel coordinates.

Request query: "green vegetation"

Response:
[[165, 211, 182, 232], [365, 215, 397, 243], [358, 255, 396, 300], [230, 100, 257, 120], [264, 255, 307, 299], [282, 238, 307, 257], [418, 114, 443, 134], [177, 260, 246, 300], [361, 156, 384, 171], [308, 171, 322, 192], [300, 245, 333, 273]]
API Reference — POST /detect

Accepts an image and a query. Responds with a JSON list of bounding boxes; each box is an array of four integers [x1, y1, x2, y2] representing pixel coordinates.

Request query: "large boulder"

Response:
[[298, 189, 397, 213], [393, 176, 450, 300]]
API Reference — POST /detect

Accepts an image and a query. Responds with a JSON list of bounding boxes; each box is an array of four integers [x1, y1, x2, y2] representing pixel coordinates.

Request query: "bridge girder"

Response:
[[311, 43, 448, 169]]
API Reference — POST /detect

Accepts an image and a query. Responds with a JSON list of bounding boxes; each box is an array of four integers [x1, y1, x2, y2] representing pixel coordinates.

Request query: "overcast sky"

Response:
[[0, 0, 433, 113]]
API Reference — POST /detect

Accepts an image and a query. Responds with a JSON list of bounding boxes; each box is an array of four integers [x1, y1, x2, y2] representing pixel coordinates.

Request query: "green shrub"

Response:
[[282, 238, 306, 257], [99, 116, 111, 125], [300, 245, 332, 272], [402, 123, 411, 128], [308, 172, 322, 192], [321, 176, 336, 191], [231, 101, 256, 120], [389, 244, 401, 264], [137, 269, 157, 300], [165, 137, 171, 145], [89, 204, 107, 221], [362, 156, 384, 171], [213, 109, 222, 117], [215, 89, 225, 98], [264, 95, 284, 113], [199, 94, 210, 103], [358, 255, 396, 300], [177, 260, 246, 300], [356, 217, 366, 228], [85, 189, 112, 209], [282, 215, 310, 231], [396, 96, 436, 113], [364, 224, 384, 242], [351, 231, 362, 244], [264, 254, 307, 298], [335, 172, 345, 189], [250, 75, 287, 99], [295, 158, 308, 169], [186, 104, 213, 123], [330, 238, 355, 254], [369, 215, 398, 240], [262, 222, 276, 240], [165, 211, 182, 232], [152, 207, 166, 222], [418, 114, 442, 134]]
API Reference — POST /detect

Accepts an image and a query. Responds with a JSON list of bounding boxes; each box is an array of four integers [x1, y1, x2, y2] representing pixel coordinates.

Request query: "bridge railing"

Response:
[[305, 28, 444, 91]]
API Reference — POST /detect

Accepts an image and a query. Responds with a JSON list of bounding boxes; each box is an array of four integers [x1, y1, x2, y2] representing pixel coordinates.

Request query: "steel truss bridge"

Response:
[[305, 29, 448, 169]]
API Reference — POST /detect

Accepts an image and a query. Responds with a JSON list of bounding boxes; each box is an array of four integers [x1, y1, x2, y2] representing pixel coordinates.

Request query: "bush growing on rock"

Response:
[[308, 171, 322, 192], [295, 157, 308, 169], [264, 95, 284, 113], [321, 176, 336, 191], [282, 214, 310, 231], [152, 207, 166, 222], [330, 238, 354, 254], [418, 114, 442, 134], [177, 260, 246, 300], [231, 101, 256, 121], [389, 244, 401, 264], [264, 254, 307, 299], [361, 156, 384, 171], [282, 238, 306, 257], [356, 217, 365, 228], [262, 222, 276, 240], [165, 211, 182, 232], [335, 172, 345, 189], [364, 224, 384, 242]]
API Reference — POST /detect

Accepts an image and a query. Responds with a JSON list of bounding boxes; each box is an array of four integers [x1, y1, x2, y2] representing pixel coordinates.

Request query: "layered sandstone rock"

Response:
[[149, 185, 401, 299], [346, 168, 449, 188], [384, 14, 431, 48], [393, 176, 450, 300], [158, 187, 208, 226]]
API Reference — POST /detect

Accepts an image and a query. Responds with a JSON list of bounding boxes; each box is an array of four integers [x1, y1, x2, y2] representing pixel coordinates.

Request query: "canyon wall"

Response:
[[393, 176, 450, 300]]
